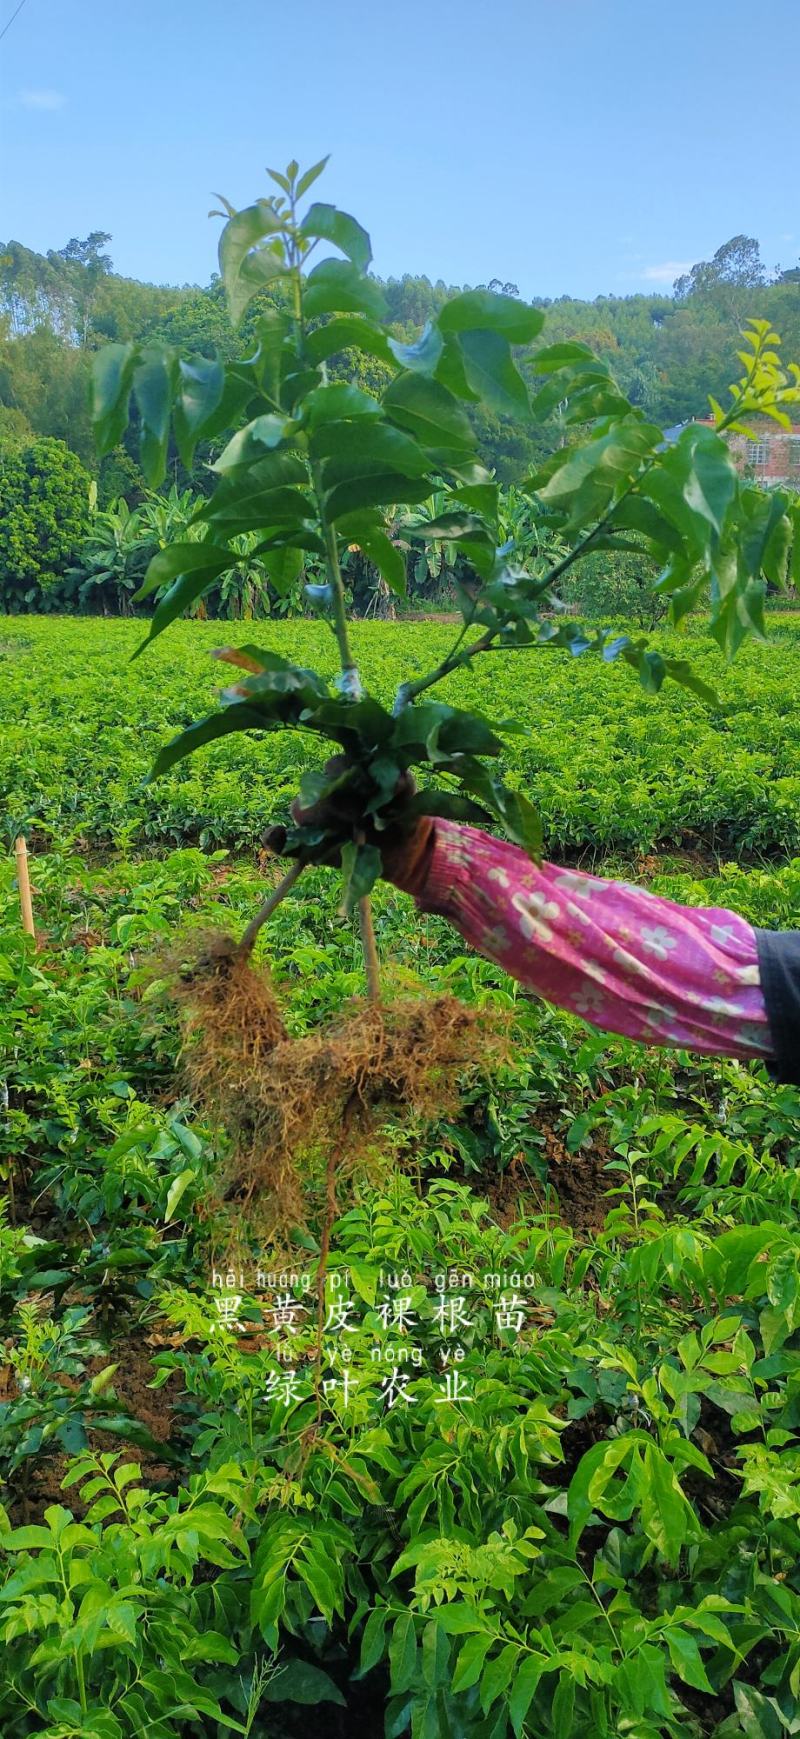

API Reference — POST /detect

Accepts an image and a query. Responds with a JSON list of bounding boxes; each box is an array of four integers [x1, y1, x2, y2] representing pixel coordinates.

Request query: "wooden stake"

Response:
[[14, 836, 35, 941]]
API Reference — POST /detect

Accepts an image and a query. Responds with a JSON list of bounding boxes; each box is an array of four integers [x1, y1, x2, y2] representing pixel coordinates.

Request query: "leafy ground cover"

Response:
[[3, 617, 800, 1736], [4, 615, 800, 859]]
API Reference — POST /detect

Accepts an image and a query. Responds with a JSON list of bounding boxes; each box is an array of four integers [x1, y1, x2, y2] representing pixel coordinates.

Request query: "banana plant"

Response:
[[496, 484, 570, 576], [137, 485, 203, 549], [66, 499, 154, 614], [89, 159, 800, 983], [400, 490, 462, 595], [212, 541, 267, 620]]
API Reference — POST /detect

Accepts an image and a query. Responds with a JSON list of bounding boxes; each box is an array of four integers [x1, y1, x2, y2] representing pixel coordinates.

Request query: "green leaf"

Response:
[[458, 330, 530, 417], [646, 425, 737, 556], [459, 764, 542, 853], [551, 1673, 575, 1738], [233, 248, 287, 327], [306, 695, 394, 748], [452, 1632, 493, 1693], [762, 506, 792, 589], [407, 510, 492, 545], [639, 1444, 696, 1565], [211, 415, 292, 473], [298, 1548, 338, 1621], [407, 789, 493, 825], [300, 202, 372, 271], [228, 662, 329, 713], [182, 1630, 240, 1665], [636, 648, 666, 694], [710, 574, 768, 660], [172, 356, 226, 468], [607, 493, 685, 555], [282, 376, 323, 422], [303, 382, 382, 428], [133, 348, 177, 487], [430, 1604, 484, 1636], [388, 322, 444, 376], [303, 258, 387, 321], [304, 315, 394, 368], [198, 475, 312, 533], [359, 1607, 389, 1676], [384, 374, 475, 451], [218, 200, 286, 325], [0, 1524, 55, 1550], [148, 706, 268, 780], [665, 1627, 713, 1694], [683, 426, 738, 536], [435, 333, 481, 402], [661, 657, 719, 707], [495, 785, 543, 858], [393, 702, 504, 760], [530, 359, 631, 424], [532, 341, 595, 373], [386, 1695, 416, 1739], [438, 290, 544, 344], [339, 841, 382, 916], [422, 1620, 449, 1691], [480, 1641, 520, 1712], [134, 540, 228, 604], [535, 419, 660, 524], [389, 1612, 417, 1694], [0, 1557, 61, 1599], [91, 342, 138, 455], [672, 575, 708, 626], [261, 544, 304, 596], [88, 1362, 118, 1396], [133, 551, 234, 652], [325, 474, 432, 521], [566, 1437, 636, 1546], [740, 488, 791, 586], [509, 1656, 543, 1737], [732, 1680, 784, 1739], [254, 527, 325, 557], [138, 1665, 232, 1721], [247, 306, 291, 403], [296, 156, 330, 198], [454, 480, 499, 519], [314, 420, 430, 481], [337, 515, 407, 596], [263, 1658, 346, 1706], [791, 504, 800, 587], [164, 1168, 195, 1223]]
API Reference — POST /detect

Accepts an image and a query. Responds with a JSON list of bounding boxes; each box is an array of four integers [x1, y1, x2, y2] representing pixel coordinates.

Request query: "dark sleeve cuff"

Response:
[[754, 929, 800, 1087]]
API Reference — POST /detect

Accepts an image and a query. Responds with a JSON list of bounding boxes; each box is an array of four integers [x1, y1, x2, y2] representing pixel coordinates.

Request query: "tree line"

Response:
[[0, 227, 797, 619], [1, 227, 798, 486]]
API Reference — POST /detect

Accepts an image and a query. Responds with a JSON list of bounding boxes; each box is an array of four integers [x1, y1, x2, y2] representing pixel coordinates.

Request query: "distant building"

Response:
[[697, 416, 800, 487]]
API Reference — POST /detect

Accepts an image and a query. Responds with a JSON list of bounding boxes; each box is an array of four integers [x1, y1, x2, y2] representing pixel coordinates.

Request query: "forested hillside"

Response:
[[2, 228, 799, 494]]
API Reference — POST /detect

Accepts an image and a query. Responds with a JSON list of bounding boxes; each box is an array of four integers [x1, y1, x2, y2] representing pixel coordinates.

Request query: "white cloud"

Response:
[[19, 88, 65, 111], [640, 260, 694, 283]]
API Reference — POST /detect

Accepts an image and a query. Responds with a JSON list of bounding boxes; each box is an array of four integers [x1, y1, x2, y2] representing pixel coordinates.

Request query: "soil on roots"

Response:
[[163, 929, 508, 1232]]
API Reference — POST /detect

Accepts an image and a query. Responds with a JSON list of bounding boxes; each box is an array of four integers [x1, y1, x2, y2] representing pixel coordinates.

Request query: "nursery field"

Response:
[[5, 614, 800, 859], [3, 613, 800, 1739]]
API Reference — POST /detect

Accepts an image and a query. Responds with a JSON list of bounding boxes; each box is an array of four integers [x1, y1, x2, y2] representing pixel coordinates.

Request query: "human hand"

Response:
[[263, 755, 435, 895]]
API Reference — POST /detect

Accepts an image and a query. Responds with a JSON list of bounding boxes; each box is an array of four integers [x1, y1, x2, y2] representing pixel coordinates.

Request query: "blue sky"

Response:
[[1, 0, 797, 301]]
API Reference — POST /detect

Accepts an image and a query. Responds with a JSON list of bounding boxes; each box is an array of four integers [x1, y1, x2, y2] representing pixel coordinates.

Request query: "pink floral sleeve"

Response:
[[415, 820, 773, 1065]]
